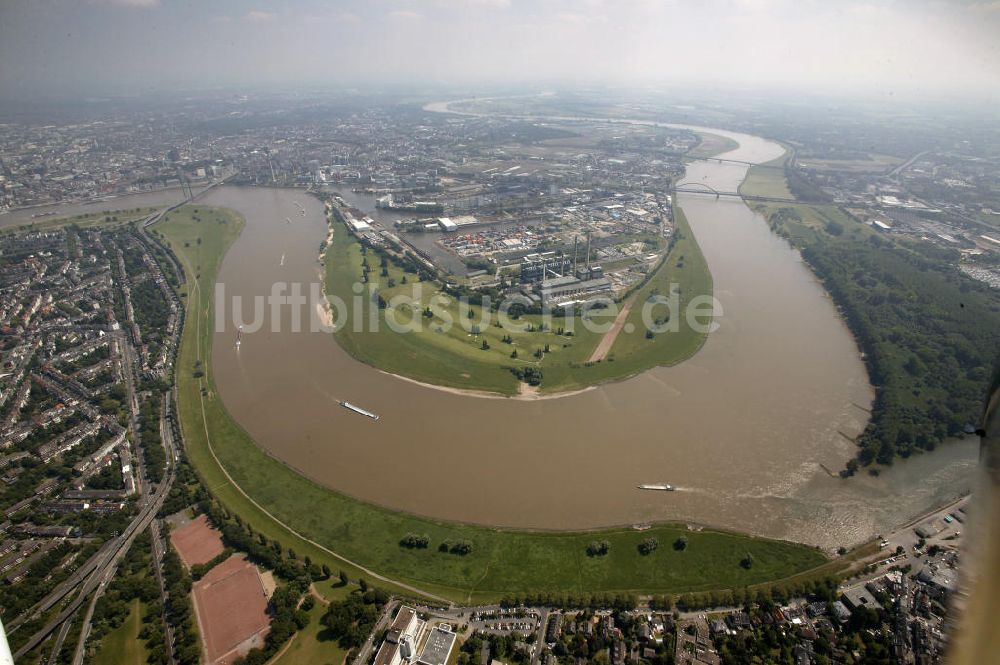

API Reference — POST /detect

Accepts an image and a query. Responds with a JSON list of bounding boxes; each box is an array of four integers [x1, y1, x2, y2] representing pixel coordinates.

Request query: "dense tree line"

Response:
[[138, 391, 166, 484], [320, 586, 391, 650], [162, 545, 201, 665], [201, 499, 326, 582], [766, 207, 1000, 469], [499, 593, 639, 611], [234, 582, 310, 665]]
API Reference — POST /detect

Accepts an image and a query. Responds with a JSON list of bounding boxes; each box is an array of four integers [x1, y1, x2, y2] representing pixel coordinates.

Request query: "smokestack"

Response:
[[585, 231, 592, 271], [572, 236, 578, 275]]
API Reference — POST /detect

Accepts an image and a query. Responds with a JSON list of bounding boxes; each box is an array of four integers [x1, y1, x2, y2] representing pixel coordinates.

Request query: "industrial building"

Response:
[[540, 274, 612, 306], [520, 252, 573, 283]]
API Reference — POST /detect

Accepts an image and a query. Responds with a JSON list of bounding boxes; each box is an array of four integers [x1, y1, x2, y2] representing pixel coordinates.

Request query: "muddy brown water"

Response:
[[32, 126, 973, 550]]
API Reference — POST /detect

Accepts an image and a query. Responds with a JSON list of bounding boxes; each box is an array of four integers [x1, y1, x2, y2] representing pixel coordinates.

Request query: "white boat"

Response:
[[638, 483, 675, 491], [340, 400, 380, 420]]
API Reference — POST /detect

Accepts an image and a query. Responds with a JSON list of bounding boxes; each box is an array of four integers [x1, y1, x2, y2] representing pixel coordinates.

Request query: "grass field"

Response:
[[325, 205, 712, 394], [89, 599, 148, 665], [688, 132, 739, 158], [738, 154, 793, 200], [0, 206, 158, 235], [158, 202, 832, 605], [796, 153, 903, 174], [271, 600, 348, 665]]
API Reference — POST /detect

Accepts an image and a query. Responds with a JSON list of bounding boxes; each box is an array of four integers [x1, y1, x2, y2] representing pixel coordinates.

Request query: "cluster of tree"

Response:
[[551, 609, 667, 665], [368, 243, 434, 283], [637, 537, 659, 555], [586, 540, 610, 557], [234, 582, 311, 665], [459, 630, 531, 665], [440, 539, 474, 555], [464, 257, 493, 272], [320, 586, 391, 650], [157, 459, 207, 518], [715, 593, 895, 665], [142, 229, 183, 289], [783, 165, 832, 203], [87, 459, 124, 490], [796, 230, 1000, 469], [511, 366, 543, 386], [89, 532, 164, 662], [138, 391, 166, 484], [399, 532, 430, 549], [131, 279, 171, 338], [765, 205, 997, 466]]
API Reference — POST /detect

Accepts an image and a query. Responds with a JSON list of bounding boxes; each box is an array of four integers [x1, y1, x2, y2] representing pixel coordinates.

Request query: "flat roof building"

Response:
[[418, 628, 457, 665]]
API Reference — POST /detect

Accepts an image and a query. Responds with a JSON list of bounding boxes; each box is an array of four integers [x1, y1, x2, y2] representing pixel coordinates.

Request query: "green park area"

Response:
[[271, 587, 351, 665], [156, 203, 833, 605], [90, 599, 149, 665], [324, 204, 712, 395]]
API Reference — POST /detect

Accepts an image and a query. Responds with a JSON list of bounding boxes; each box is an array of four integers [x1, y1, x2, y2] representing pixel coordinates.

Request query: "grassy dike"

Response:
[[324, 204, 712, 395], [159, 203, 829, 605]]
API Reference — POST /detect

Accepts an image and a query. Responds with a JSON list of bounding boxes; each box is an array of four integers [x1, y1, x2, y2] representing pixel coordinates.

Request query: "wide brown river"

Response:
[[15, 121, 975, 549]]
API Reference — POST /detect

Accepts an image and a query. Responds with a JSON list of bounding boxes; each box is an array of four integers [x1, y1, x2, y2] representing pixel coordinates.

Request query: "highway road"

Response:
[[13, 459, 175, 659], [14, 326, 178, 661]]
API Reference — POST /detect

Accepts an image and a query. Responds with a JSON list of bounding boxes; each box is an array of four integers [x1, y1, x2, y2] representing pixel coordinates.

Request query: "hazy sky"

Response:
[[1, 0, 998, 100]]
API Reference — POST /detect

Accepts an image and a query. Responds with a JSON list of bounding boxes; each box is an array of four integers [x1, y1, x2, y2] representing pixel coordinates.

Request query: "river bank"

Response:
[[161, 201, 832, 602], [197, 121, 977, 550]]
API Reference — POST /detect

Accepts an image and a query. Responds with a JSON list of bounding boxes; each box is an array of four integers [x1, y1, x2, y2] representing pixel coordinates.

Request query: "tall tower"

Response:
[[585, 231, 592, 271]]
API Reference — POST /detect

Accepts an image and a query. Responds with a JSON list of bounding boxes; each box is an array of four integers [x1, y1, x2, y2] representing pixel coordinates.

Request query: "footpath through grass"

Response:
[[270, 600, 348, 665], [324, 204, 712, 395], [158, 202, 830, 604]]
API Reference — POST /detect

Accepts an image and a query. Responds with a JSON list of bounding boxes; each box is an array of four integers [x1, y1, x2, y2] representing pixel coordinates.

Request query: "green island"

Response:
[[324, 203, 712, 395], [157, 203, 834, 604], [741, 153, 1000, 469]]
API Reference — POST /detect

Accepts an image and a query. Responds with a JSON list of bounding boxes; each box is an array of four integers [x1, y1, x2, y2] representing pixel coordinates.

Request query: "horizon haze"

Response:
[[1, 0, 998, 102]]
